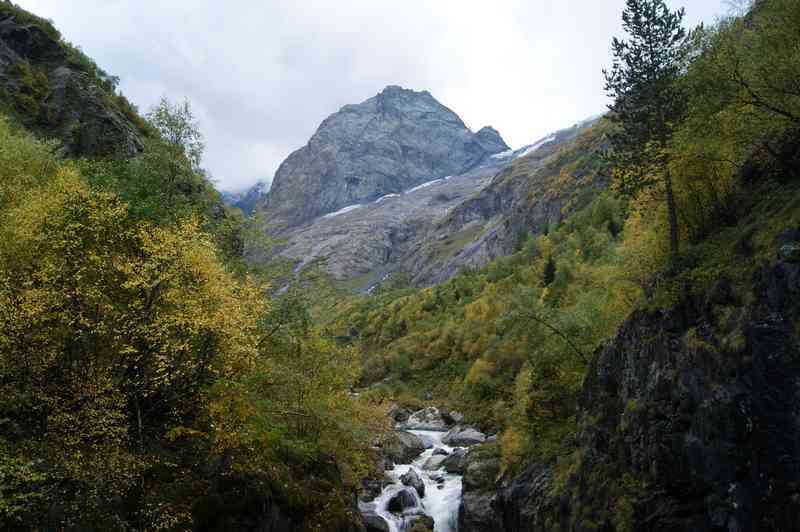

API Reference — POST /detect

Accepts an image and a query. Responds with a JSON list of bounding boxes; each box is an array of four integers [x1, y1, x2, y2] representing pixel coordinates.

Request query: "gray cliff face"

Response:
[[261, 85, 509, 229], [251, 115, 608, 292]]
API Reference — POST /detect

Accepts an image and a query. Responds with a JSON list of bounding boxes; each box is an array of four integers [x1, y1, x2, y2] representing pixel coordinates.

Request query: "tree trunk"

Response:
[[135, 393, 144, 451], [664, 164, 680, 270]]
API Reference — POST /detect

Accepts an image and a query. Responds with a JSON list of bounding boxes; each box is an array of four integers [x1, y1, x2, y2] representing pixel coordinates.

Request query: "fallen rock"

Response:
[[362, 511, 391, 532], [422, 455, 447, 471], [401, 407, 448, 431], [442, 425, 486, 447], [401, 468, 425, 498], [442, 448, 468, 474], [387, 488, 417, 514], [382, 431, 426, 464]]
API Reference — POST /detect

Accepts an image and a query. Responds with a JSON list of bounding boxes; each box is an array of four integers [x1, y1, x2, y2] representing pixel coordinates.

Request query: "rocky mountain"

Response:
[[251, 102, 605, 291], [0, 6, 144, 157], [260, 85, 510, 229], [222, 181, 267, 215]]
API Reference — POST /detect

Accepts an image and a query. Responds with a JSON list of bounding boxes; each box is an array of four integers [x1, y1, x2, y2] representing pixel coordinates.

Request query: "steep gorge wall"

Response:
[[461, 233, 800, 531]]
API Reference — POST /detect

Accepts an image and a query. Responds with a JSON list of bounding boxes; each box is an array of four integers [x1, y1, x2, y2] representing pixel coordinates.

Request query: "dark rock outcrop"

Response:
[[362, 511, 391, 532], [458, 445, 503, 531], [0, 8, 143, 157], [387, 488, 418, 514], [442, 448, 468, 474], [461, 248, 800, 531], [261, 85, 509, 229]]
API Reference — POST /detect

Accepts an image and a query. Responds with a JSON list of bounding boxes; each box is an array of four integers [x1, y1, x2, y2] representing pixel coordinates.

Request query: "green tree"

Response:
[[603, 0, 690, 267], [543, 255, 557, 286]]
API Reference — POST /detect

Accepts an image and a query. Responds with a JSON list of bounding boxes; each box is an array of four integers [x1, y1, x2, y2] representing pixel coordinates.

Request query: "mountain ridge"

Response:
[[259, 85, 510, 230]]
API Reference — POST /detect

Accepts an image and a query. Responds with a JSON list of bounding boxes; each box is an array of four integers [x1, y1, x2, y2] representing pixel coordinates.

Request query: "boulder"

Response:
[[442, 409, 465, 425], [459, 491, 501, 532], [362, 511, 390, 532], [422, 455, 447, 471], [402, 407, 448, 431], [382, 431, 425, 464], [442, 425, 486, 447], [387, 488, 417, 514], [400, 468, 425, 498], [462, 449, 501, 491], [387, 403, 412, 423], [432, 447, 449, 456], [442, 448, 468, 474]]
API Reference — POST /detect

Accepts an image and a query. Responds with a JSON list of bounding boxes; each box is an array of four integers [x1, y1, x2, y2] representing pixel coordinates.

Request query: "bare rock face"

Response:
[[261, 85, 509, 229]]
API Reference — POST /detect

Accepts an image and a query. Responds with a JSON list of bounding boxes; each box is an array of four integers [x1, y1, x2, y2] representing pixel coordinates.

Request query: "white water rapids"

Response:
[[366, 430, 463, 531]]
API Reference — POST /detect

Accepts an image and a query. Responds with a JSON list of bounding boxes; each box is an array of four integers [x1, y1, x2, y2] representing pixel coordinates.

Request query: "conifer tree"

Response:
[[604, 0, 689, 267]]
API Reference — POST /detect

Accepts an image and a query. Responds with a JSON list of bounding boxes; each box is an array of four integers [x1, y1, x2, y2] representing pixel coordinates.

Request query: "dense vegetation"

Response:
[[0, 0, 799, 529], [0, 19, 381, 527], [330, 0, 800, 479]]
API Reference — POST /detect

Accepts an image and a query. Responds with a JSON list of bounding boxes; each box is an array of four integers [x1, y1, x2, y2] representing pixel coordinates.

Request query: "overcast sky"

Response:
[[18, 0, 728, 192]]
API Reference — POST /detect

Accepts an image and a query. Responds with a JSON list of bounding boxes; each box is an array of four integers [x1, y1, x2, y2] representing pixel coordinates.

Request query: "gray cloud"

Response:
[[18, 0, 727, 191]]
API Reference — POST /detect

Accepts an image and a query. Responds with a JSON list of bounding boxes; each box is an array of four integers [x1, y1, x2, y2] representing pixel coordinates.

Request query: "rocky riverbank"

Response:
[[361, 406, 489, 531]]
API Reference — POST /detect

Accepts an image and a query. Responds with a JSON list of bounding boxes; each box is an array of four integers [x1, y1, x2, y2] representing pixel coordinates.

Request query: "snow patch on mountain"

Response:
[[322, 204, 362, 219]]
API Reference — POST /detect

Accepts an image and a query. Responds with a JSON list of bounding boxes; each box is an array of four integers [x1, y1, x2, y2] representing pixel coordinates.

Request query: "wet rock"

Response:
[[421, 455, 447, 471], [400, 468, 425, 498], [402, 407, 448, 431], [362, 511, 390, 532], [442, 448, 468, 474], [433, 447, 449, 456], [442, 425, 486, 447], [387, 489, 417, 514], [382, 431, 425, 464]]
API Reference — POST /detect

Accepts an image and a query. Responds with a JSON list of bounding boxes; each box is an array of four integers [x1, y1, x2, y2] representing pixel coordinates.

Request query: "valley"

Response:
[[0, 0, 799, 531]]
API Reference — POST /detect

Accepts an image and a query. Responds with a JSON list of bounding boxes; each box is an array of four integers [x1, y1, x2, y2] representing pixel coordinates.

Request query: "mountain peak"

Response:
[[475, 125, 510, 153], [262, 88, 508, 228]]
